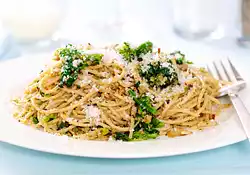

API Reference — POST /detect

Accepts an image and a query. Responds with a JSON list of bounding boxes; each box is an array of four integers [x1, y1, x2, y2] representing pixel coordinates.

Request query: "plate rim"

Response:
[[0, 134, 246, 159]]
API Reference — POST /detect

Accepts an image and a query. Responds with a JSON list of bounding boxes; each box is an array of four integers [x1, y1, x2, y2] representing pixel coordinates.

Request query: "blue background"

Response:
[[1, 140, 250, 175]]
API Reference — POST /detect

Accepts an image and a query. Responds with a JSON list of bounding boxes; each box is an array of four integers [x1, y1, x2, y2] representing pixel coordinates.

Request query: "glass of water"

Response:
[[238, 0, 250, 47], [172, 0, 223, 39], [0, 0, 67, 53]]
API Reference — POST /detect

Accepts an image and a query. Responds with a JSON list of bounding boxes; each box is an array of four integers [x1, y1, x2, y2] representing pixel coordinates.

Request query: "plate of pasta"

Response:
[[0, 42, 247, 158]]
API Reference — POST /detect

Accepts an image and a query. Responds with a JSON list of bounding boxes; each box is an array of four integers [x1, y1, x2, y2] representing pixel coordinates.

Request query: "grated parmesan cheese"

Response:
[[85, 49, 125, 65], [146, 92, 155, 100], [81, 79, 91, 85], [84, 105, 101, 125], [72, 59, 83, 68], [161, 62, 171, 68], [102, 78, 112, 83], [174, 53, 183, 59], [108, 136, 113, 141], [92, 85, 99, 92], [101, 72, 109, 77]]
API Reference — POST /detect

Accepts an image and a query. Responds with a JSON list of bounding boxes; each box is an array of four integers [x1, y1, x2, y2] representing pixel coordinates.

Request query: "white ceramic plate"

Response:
[[0, 53, 247, 158]]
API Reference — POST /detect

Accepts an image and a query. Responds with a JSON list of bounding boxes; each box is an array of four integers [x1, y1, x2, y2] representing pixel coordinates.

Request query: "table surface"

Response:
[[1, 1, 250, 174]]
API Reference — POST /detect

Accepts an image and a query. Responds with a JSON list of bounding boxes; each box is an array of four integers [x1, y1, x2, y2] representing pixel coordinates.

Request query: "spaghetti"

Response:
[[12, 42, 227, 141]]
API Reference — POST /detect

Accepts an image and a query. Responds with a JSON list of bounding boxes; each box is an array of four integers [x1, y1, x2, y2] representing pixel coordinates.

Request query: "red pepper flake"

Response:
[[158, 48, 161, 54], [211, 114, 216, 120], [184, 82, 193, 87]]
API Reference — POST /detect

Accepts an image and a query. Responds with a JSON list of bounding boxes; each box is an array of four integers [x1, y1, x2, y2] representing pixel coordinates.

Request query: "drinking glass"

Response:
[[0, 0, 67, 53], [172, 0, 223, 39], [60, 0, 122, 46], [238, 0, 250, 47]]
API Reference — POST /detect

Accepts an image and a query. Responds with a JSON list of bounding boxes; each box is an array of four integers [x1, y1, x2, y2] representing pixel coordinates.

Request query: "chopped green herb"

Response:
[[100, 128, 110, 136], [114, 132, 130, 141], [43, 114, 56, 122], [32, 116, 39, 124], [72, 127, 80, 133], [135, 81, 141, 88], [40, 91, 51, 97], [199, 67, 207, 73], [58, 121, 70, 130], [186, 60, 193, 64]]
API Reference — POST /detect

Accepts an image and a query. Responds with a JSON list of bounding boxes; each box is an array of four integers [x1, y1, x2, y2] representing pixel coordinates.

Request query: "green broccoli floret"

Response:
[[117, 42, 136, 62], [135, 41, 153, 61], [118, 41, 153, 62], [140, 61, 178, 88], [43, 114, 56, 122], [114, 132, 130, 141], [128, 90, 157, 115], [58, 44, 103, 87], [114, 116, 164, 141], [113, 90, 164, 142], [58, 121, 70, 130], [32, 116, 39, 124], [171, 51, 193, 65], [85, 53, 103, 65], [132, 131, 158, 140]]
